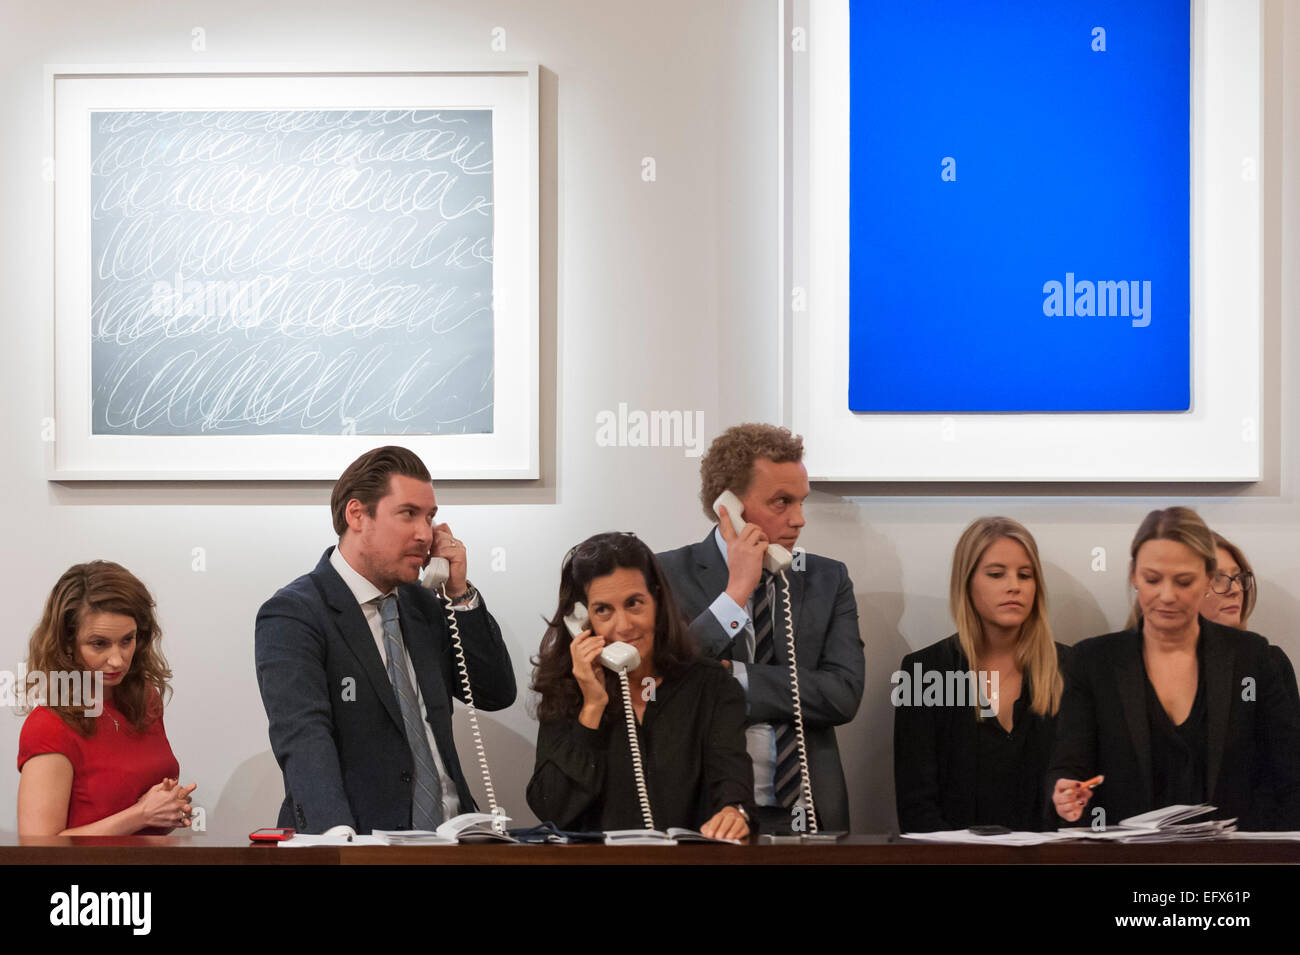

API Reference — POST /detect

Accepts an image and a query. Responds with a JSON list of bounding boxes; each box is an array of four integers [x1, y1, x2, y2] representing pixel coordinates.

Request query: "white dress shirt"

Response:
[[329, 546, 461, 824], [705, 526, 806, 811]]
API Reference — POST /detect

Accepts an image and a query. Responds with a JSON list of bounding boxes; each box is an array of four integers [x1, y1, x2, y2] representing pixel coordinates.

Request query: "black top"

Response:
[[893, 634, 1069, 832], [526, 659, 754, 831], [1144, 634, 1208, 807], [975, 685, 1038, 828], [1048, 619, 1300, 830]]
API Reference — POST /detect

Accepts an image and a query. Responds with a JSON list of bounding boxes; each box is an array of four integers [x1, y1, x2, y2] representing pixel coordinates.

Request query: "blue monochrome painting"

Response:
[[848, 0, 1191, 412], [89, 108, 494, 435]]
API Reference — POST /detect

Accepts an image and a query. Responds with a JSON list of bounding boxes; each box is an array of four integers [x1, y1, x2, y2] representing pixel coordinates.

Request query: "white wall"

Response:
[[0, 0, 1295, 838]]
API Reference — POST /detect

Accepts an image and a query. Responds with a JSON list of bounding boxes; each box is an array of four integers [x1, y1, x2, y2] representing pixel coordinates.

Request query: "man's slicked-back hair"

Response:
[[331, 446, 432, 537], [697, 423, 804, 521]]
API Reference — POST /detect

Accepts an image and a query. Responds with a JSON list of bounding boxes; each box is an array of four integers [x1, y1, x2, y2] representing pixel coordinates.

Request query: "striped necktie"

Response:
[[378, 595, 444, 829], [752, 572, 803, 809]]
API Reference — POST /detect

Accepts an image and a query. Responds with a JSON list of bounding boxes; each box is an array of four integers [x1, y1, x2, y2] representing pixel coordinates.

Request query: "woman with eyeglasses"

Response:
[[1197, 533, 1298, 698], [1049, 508, 1300, 830], [526, 532, 754, 839], [1199, 534, 1256, 629], [1199, 532, 1300, 827]]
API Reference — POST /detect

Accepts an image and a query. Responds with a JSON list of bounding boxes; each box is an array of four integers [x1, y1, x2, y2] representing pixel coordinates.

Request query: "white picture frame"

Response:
[[47, 64, 539, 480], [793, 0, 1261, 482]]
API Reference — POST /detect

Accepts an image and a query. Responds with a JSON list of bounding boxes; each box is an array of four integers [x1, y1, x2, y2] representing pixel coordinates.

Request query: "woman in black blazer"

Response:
[[1199, 532, 1300, 827], [894, 517, 1067, 832], [1198, 532, 1299, 702], [1050, 508, 1300, 830]]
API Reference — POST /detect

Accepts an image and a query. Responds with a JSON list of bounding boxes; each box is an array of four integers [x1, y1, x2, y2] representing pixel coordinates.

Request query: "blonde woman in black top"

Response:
[[894, 516, 1066, 832]]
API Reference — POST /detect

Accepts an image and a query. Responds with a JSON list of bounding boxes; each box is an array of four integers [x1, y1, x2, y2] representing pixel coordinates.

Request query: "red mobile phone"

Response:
[[250, 827, 295, 843]]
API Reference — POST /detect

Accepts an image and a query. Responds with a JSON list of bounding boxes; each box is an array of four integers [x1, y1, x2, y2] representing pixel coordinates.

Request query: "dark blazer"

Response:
[[254, 548, 517, 833], [893, 635, 1070, 833], [1047, 618, 1300, 830], [657, 531, 864, 831]]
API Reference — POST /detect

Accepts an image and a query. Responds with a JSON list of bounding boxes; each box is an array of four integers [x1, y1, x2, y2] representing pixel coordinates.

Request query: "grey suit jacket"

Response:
[[657, 531, 864, 830], [254, 547, 516, 833]]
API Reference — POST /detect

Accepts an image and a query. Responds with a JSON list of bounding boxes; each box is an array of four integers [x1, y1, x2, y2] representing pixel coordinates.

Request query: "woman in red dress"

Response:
[[17, 561, 195, 836]]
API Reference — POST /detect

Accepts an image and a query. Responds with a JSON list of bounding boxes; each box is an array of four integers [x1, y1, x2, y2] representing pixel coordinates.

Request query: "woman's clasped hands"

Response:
[[137, 777, 197, 831]]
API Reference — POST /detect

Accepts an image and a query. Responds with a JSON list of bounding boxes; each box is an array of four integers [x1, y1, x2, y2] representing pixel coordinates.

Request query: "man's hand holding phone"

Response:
[[717, 503, 768, 608], [430, 522, 468, 597]]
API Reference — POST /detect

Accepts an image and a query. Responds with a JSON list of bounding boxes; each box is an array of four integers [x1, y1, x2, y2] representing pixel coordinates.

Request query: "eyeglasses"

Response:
[[1210, 572, 1254, 595]]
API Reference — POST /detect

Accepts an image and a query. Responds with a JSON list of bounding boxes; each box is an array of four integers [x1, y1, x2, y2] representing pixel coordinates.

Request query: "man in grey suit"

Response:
[[255, 446, 515, 835], [657, 423, 863, 832]]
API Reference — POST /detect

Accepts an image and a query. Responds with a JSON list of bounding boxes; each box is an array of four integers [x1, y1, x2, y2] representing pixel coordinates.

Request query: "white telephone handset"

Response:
[[564, 602, 654, 829], [710, 490, 817, 833], [420, 556, 451, 591], [565, 603, 641, 672], [418, 551, 506, 831], [712, 490, 793, 574]]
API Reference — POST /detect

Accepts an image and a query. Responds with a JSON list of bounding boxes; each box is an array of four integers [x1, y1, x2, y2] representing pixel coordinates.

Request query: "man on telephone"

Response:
[[657, 423, 864, 832], [255, 446, 516, 835]]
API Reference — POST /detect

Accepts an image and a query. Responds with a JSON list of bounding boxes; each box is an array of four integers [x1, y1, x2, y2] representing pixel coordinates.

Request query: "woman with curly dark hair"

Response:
[[527, 532, 753, 838], [17, 561, 195, 835]]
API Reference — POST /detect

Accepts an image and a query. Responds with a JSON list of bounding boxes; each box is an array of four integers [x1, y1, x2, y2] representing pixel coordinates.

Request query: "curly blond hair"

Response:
[[697, 423, 804, 521]]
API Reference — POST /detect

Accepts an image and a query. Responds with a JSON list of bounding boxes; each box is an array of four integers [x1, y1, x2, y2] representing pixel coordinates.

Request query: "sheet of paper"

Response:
[[278, 834, 386, 847], [901, 830, 1073, 846], [1053, 827, 1162, 841], [1226, 831, 1300, 841]]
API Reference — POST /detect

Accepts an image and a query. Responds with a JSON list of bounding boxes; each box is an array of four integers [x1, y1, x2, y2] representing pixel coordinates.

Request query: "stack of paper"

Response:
[[1057, 804, 1236, 842], [376, 813, 518, 845], [663, 828, 742, 845], [371, 829, 457, 846], [1116, 805, 1236, 842], [603, 829, 678, 846], [433, 812, 518, 844], [1121, 805, 1224, 828]]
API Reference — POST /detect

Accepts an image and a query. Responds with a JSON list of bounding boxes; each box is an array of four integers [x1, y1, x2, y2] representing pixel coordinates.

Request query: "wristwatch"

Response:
[[730, 804, 750, 823], [444, 581, 477, 607]]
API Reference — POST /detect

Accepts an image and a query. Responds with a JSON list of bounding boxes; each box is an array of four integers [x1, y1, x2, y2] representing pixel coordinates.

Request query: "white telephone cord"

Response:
[[778, 570, 818, 833], [441, 591, 503, 830], [617, 668, 656, 830]]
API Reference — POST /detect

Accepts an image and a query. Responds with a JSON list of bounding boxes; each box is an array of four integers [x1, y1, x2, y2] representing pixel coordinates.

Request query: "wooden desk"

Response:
[[4, 833, 1299, 865]]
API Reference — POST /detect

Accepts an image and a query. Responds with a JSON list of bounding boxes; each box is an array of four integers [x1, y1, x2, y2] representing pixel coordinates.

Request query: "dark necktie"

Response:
[[751, 572, 803, 808], [378, 595, 444, 828]]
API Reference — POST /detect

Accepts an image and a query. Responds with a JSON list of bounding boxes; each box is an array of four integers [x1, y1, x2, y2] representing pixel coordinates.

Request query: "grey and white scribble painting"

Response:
[[89, 109, 494, 435]]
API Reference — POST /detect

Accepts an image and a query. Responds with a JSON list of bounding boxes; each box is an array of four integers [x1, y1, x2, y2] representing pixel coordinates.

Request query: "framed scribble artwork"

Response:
[[47, 66, 538, 479]]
